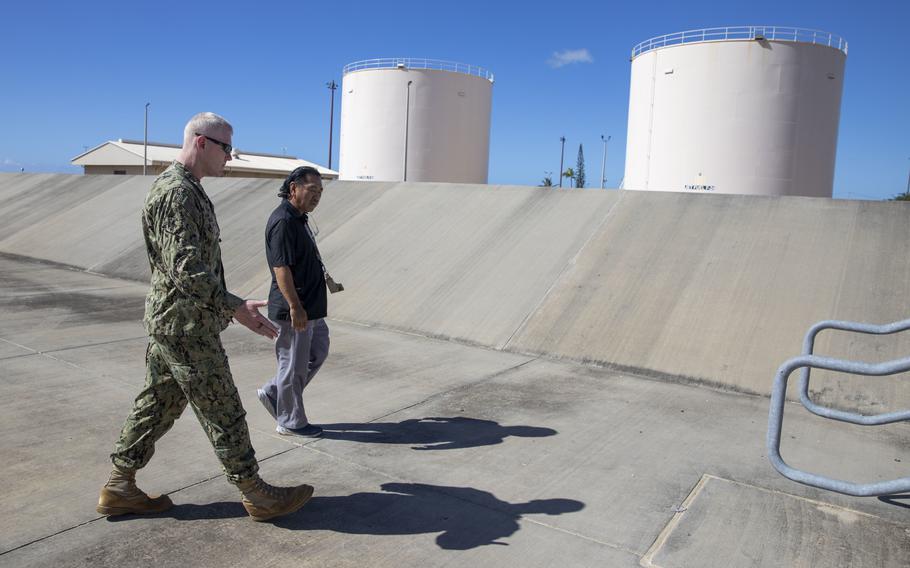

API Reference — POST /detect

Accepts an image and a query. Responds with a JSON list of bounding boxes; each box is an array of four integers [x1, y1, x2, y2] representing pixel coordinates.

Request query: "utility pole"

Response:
[[559, 136, 566, 188], [600, 134, 611, 189], [906, 157, 910, 196], [326, 80, 337, 170], [404, 80, 413, 181], [143, 103, 150, 176]]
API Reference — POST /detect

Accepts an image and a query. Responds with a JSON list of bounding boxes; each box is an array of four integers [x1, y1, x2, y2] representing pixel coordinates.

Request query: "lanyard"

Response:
[[303, 216, 344, 293], [303, 220, 324, 268]]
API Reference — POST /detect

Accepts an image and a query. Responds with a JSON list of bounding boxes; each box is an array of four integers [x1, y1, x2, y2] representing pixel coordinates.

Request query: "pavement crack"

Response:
[[0, 516, 104, 557], [1, 335, 147, 358], [0, 336, 146, 390], [0, 337, 39, 354], [0, 444, 310, 556]]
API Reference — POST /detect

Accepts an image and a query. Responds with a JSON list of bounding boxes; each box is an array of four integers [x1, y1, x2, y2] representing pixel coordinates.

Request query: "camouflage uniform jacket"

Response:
[[142, 161, 243, 336]]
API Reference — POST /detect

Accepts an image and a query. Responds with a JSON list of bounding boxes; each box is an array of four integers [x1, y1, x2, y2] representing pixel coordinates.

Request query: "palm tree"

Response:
[[562, 168, 575, 188]]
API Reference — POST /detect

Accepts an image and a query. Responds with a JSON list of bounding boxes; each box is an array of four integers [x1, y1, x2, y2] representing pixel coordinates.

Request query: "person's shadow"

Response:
[[113, 483, 584, 550], [276, 482, 584, 549], [319, 416, 557, 451]]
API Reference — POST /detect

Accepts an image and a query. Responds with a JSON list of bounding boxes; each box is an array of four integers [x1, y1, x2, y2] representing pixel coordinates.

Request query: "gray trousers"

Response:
[[261, 318, 330, 429]]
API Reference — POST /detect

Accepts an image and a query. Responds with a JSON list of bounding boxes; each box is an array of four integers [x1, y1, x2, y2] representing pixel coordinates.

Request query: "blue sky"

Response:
[[2, 0, 907, 199]]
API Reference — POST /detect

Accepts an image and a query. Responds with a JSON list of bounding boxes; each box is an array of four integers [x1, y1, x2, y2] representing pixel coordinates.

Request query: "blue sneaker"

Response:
[[276, 424, 324, 438], [256, 388, 277, 420]]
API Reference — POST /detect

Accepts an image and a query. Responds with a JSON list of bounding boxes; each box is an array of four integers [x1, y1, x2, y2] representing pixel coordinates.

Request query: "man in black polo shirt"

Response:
[[257, 166, 330, 437]]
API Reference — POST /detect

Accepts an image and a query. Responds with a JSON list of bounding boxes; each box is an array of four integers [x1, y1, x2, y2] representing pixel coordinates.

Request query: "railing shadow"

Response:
[[877, 494, 910, 509], [319, 416, 557, 451]]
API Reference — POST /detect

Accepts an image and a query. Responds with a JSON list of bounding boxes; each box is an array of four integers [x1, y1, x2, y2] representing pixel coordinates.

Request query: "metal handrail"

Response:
[[631, 26, 848, 59], [343, 58, 494, 81], [767, 317, 910, 497], [799, 318, 910, 425]]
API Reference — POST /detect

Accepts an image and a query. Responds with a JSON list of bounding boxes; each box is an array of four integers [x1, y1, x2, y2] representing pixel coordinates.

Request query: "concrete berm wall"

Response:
[[2, 172, 909, 412]]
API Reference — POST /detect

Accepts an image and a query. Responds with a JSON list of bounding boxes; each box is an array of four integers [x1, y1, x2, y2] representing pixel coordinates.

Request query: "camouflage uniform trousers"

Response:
[[111, 334, 259, 483]]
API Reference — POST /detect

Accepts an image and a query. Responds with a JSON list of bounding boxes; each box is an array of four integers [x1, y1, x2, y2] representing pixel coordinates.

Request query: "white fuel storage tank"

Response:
[[339, 58, 494, 183], [623, 26, 847, 197]]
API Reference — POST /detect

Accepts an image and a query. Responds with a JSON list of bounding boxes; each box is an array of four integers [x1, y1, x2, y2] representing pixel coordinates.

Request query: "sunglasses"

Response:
[[196, 133, 232, 155]]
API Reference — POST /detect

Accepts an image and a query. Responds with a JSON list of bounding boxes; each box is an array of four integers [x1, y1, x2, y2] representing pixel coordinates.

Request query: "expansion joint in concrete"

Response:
[[502, 194, 624, 351]]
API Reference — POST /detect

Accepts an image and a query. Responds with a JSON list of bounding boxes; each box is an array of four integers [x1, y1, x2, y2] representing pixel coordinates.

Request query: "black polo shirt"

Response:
[[265, 199, 327, 321]]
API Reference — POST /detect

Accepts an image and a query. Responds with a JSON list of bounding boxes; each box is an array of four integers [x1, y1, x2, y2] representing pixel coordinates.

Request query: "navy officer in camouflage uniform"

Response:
[[97, 112, 313, 522]]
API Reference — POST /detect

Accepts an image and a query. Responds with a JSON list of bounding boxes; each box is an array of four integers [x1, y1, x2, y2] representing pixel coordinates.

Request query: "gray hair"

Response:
[[183, 112, 233, 147]]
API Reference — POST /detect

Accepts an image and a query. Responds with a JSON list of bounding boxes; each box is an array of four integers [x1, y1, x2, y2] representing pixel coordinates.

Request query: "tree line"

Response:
[[541, 144, 586, 188]]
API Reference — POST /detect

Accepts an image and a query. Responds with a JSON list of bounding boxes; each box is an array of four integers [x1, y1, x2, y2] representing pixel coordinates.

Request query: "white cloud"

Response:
[[547, 48, 594, 68], [0, 158, 27, 172]]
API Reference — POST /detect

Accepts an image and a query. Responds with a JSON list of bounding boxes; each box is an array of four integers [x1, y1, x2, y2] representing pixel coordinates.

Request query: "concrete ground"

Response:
[[2, 253, 909, 567]]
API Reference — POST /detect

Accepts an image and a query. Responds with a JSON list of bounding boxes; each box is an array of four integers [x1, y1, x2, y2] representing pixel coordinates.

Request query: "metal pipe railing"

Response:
[[631, 26, 848, 59], [343, 58, 494, 81], [767, 352, 910, 496], [798, 318, 910, 425]]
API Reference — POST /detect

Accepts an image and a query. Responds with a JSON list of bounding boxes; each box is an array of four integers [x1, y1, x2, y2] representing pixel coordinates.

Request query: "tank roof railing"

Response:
[[631, 26, 848, 59], [343, 58, 494, 81]]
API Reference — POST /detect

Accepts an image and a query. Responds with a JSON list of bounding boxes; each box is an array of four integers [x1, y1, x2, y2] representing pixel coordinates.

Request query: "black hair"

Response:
[[278, 166, 321, 198]]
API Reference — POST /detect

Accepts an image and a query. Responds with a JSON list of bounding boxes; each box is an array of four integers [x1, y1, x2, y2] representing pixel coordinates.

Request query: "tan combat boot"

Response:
[[96, 465, 173, 516], [236, 475, 314, 522]]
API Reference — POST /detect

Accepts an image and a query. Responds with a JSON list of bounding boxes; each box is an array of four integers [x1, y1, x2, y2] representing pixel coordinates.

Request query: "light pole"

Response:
[[600, 134, 611, 189], [404, 80, 413, 181], [559, 136, 566, 188], [143, 103, 150, 176], [326, 80, 337, 170], [906, 157, 910, 196]]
